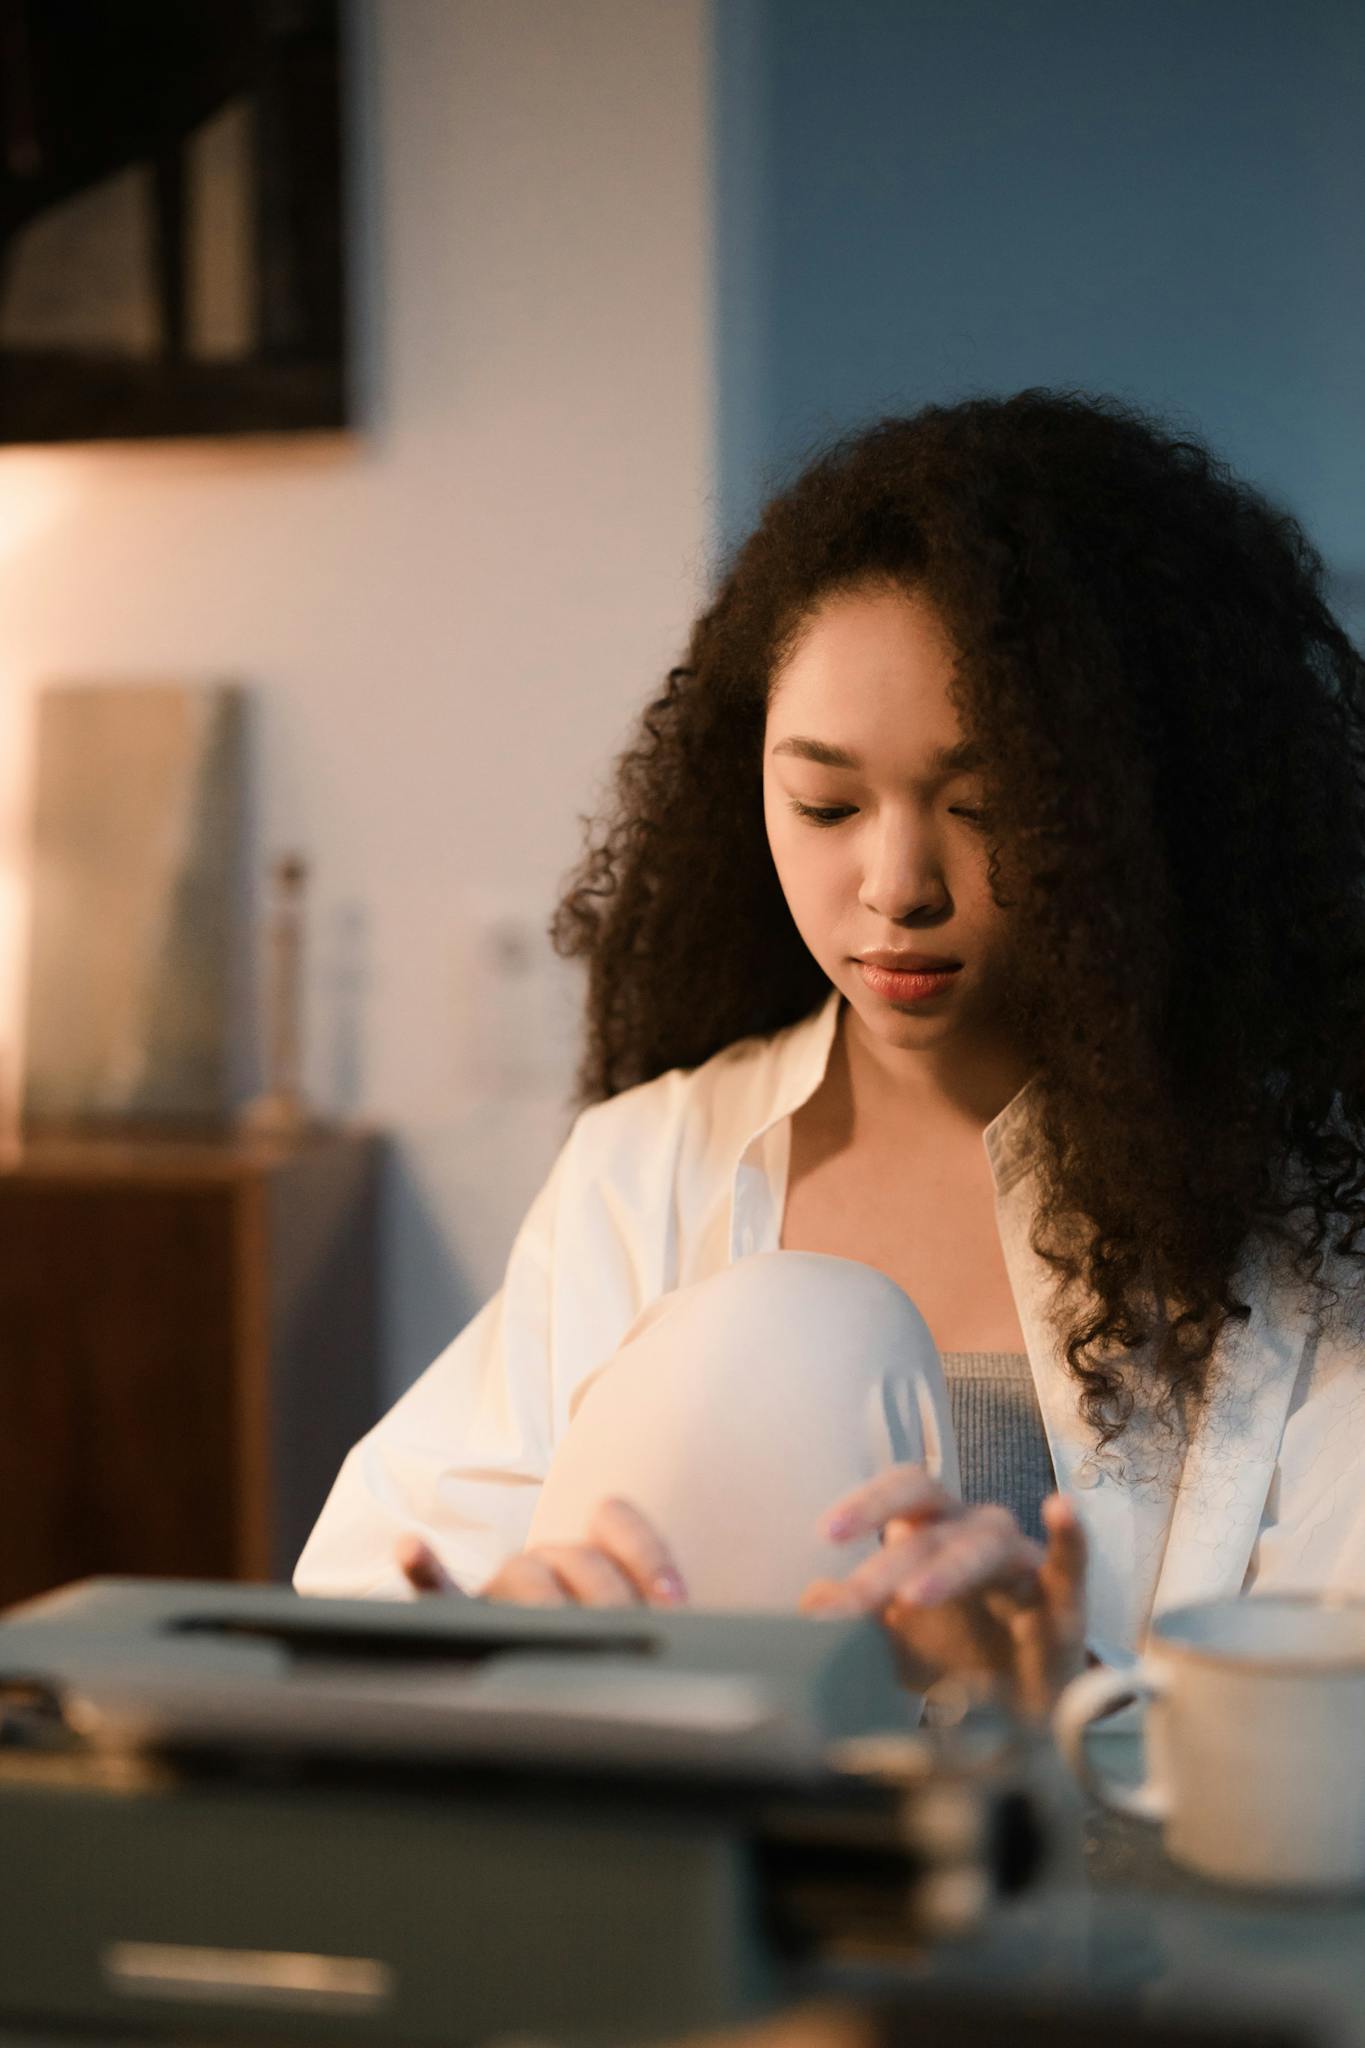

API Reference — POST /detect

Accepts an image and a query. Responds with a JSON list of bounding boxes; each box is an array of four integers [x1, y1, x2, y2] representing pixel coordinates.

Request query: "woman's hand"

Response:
[[799, 1467, 1087, 1719], [396, 1495, 688, 1608]]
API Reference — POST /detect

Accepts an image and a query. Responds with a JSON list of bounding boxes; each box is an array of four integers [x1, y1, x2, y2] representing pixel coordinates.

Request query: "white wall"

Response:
[[0, 0, 714, 1397]]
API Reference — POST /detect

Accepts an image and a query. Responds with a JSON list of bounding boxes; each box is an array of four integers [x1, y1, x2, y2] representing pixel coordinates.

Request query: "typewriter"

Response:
[[0, 1579, 1059, 2047]]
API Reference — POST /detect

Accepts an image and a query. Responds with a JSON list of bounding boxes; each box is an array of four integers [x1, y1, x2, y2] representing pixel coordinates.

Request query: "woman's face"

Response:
[[763, 582, 1016, 1063]]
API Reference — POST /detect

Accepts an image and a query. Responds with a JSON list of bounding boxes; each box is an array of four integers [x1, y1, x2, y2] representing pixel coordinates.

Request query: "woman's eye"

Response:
[[789, 800, 855, 826], [949, 806, 988, 825]]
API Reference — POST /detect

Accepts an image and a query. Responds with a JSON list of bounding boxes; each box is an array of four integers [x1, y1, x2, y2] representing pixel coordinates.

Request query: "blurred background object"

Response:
[[242, 849, 319, 1136], [0, 0, 348, 442], [23, 680, 247, 1131], [0, 1124, 378, 1608], [1, 667, 374, 1614]]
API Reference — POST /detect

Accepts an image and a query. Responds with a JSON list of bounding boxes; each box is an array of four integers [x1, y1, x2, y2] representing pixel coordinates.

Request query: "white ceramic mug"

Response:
[[1054, 1593, 1365, 1890]]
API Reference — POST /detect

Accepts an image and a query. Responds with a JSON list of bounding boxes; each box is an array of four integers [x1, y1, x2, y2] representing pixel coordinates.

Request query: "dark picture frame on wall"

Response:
[[0, 0, 349, 445]]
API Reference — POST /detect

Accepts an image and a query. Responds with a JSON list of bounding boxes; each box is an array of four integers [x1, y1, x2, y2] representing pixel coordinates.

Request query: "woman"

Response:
[[296, 389, 1365, 1714]]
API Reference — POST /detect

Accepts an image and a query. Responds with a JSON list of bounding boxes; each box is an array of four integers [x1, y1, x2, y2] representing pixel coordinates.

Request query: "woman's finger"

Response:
[[820, 1463, 957, 1543], [1038, 1493, 1087, 1619], [812, 1519, 954, 1614], [888, 1506, 1043, 1609], [529, 1543, 643, 1607], [1004, 1496, 1090, 1717], [586, 1496, 688, 1605], [798, 1576, 858, 1616], [396, 1536, 464, 1595], [480, 1552, 571, 1605]]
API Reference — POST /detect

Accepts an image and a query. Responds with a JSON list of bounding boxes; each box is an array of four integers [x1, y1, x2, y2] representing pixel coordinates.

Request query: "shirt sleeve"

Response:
[[293, 1134, 570, 1601]]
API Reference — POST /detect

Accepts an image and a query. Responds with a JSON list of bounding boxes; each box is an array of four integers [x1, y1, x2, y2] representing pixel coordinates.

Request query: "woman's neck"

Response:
[[837, 997, 1034, 1135]]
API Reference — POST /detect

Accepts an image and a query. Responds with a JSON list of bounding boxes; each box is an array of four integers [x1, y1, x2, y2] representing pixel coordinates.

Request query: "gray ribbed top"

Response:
[[939, 1350, 1055, 1543]]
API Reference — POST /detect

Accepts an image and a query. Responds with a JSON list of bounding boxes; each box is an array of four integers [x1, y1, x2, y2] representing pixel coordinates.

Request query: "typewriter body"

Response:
[[0, 1579, 1055, 2048]]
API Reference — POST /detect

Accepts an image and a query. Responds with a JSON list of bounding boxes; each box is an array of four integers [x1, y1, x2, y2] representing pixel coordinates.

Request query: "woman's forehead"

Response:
[[766, 586, 968, 765]]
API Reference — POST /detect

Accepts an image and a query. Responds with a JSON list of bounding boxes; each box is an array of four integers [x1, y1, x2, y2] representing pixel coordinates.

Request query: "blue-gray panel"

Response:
[[712, 0, 1364, 626]]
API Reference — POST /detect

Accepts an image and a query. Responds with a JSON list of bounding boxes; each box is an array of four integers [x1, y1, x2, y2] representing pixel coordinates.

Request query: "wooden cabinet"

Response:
[[0, 1130, 381, 1611]]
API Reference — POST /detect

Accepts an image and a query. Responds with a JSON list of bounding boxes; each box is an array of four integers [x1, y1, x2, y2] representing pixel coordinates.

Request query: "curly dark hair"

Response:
[[552, 388, 1365, 1442]]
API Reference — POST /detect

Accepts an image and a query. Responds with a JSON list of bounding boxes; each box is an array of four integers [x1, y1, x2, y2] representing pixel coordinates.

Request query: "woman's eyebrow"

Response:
[[770, 736, 982, 776], [770, 735, 860, 768]]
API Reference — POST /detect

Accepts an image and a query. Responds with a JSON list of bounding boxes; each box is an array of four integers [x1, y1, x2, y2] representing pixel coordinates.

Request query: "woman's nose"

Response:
[[858, 818, 947, 921]]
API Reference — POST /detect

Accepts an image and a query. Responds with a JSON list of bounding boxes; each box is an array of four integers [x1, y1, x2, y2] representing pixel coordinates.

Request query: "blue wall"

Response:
[[712, 0, 1364, 629]]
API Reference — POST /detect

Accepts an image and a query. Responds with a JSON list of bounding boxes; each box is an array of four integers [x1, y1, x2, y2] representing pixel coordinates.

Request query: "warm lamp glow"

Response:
[[0, 666, 35, 1151], [0, 456, 75, 566], [0, 855, 24, 1150]]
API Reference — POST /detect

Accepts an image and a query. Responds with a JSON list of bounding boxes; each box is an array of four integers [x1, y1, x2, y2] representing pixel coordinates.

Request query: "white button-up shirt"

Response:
[[295, 990, 1365, 1665]]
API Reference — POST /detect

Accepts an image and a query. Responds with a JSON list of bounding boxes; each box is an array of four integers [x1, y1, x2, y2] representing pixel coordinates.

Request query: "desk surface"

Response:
[[817, 1727, 1365, 2048]]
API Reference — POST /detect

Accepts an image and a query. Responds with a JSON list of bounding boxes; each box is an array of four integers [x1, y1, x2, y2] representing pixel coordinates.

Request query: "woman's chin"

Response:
[[842, 984, 957, 1053]]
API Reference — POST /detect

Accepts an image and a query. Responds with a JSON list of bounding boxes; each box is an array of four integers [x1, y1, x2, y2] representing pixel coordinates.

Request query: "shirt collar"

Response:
[[739, 985, 1042, 1195], [981, 1074, 1045, 1192], [734, 988, 842, 1171]]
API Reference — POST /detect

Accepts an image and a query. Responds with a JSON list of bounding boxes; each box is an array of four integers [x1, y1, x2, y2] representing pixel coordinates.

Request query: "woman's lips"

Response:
[[855, 959, 962, 1004]]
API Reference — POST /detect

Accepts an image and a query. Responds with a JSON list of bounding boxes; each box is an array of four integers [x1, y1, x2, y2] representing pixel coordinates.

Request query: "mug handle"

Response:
[[1052, 1662, 1169, 1824]]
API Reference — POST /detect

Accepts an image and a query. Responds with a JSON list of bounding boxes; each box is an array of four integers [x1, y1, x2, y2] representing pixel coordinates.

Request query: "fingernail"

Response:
[[824, 1511, 859, 1541], [653, 1570, 687, 1605]]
